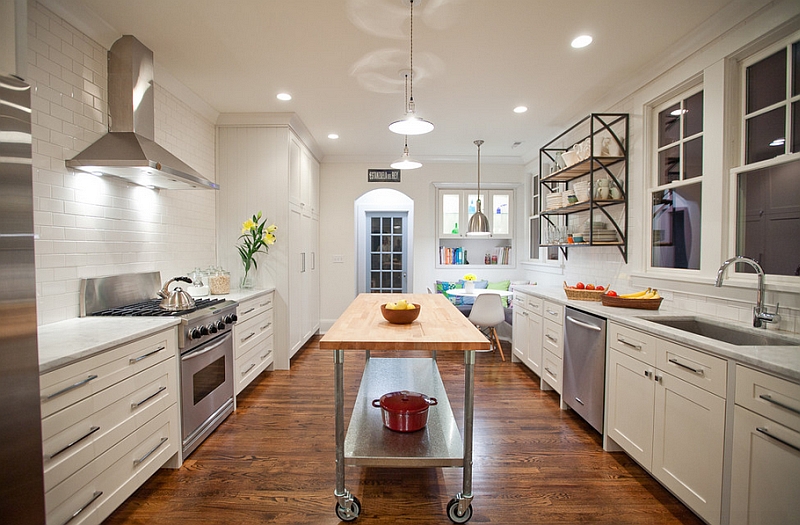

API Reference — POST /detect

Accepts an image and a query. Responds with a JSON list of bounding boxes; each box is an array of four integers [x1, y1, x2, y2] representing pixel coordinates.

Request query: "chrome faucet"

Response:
[[715, 256, 780, 329]]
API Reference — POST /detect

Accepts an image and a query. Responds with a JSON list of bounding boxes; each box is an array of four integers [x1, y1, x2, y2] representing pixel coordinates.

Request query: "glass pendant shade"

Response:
[[389, 114, 434, 135], [467, 139, 490, 235]]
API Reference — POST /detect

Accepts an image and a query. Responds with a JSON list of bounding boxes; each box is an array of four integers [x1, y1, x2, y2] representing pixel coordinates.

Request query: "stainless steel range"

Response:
[[80, 272, 238, 458]]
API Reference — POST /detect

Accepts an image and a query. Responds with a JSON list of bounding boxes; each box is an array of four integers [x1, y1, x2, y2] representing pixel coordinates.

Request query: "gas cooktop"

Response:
[[89, 297, 227, 317]]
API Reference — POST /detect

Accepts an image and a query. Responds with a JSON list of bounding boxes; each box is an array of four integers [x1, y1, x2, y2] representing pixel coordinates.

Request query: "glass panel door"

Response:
[[367, 212, 408, 293]]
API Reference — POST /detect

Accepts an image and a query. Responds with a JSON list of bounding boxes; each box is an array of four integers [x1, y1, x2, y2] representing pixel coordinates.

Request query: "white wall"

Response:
[[28, 2, 217, 325], [319, 161, 526, 330], [521, 2, 800, 333]]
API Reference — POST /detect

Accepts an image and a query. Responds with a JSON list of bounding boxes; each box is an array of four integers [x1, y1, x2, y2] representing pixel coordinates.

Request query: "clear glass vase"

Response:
[[240, 268, 255, 289]]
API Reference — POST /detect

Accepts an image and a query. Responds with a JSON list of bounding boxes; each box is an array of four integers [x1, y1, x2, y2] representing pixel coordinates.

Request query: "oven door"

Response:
[[180, 331, 234, 456]]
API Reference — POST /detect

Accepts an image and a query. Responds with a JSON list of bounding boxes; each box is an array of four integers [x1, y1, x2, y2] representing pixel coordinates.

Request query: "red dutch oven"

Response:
[[372, 390, 438, 432]]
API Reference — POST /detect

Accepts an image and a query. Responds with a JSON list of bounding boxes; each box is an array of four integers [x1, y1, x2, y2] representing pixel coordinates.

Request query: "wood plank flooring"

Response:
[[104, 338, 703, 524]]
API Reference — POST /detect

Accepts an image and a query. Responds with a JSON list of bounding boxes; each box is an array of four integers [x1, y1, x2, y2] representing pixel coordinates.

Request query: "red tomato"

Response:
[[585, 283, 596, 290], [607, 290, 618, 297], [596, 285, 604, 291], [575, 282, 585, 289]]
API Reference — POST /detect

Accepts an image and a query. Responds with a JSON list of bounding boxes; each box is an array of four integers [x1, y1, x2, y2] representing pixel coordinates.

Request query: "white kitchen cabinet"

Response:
[[234, 292, 274, 396], [605, 322, 726, 525], [40, 328, 179, 525], [540, 300, 564, 395], [730, 365, 800, 525], [511, 291, 543, 376], [217, 115, 321, 370]]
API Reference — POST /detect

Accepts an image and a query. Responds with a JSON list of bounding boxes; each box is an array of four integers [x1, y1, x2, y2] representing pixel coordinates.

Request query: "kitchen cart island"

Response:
[[319, 293, 490, 523]]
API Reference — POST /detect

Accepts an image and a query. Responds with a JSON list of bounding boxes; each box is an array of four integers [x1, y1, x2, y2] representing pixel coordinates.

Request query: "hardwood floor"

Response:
[[104, 337, 703, 524]]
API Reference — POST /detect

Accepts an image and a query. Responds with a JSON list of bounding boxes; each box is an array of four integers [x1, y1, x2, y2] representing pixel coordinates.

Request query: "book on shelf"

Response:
[[439, 246, 468, 265]]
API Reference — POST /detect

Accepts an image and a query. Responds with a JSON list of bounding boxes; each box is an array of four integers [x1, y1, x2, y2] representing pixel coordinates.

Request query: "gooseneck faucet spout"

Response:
[[715, 256, 780, 328]]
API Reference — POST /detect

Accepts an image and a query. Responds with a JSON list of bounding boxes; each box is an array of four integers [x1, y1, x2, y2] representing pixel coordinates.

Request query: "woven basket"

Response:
[[563, 282, 610, 302], [601, 295, 663, 310]]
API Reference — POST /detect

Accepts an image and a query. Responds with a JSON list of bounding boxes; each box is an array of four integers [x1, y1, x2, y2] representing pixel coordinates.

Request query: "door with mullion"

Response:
[[367, 212, 408, 293]]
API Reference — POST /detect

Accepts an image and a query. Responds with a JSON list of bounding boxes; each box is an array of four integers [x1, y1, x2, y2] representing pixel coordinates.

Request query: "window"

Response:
[[528, 174, 558, 262], [650, 88, 704, 270]]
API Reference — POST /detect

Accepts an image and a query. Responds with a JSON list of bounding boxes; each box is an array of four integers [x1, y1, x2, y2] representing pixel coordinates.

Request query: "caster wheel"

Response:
[[335, 495, 361, 522], [446, 498, 473, 523]]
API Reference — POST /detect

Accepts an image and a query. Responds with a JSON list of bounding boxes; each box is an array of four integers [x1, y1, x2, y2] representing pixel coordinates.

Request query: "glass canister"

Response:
[[208, 267, 231, 295]]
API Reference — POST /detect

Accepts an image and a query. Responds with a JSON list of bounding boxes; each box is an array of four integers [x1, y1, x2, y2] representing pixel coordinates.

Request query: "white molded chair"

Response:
[[468, 293, 506, 361]]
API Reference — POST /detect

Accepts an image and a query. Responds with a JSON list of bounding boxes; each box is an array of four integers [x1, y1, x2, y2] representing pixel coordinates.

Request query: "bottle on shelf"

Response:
[[452, 222, 459, 234]]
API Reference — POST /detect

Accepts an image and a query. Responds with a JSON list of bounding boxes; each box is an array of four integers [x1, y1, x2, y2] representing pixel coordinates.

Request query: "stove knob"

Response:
[[216, 320, 226, 331], [200, 325, 209, 336], [189, 327, 203, 340], [207, 323, 218, 334], [225, 314, 238, 324]]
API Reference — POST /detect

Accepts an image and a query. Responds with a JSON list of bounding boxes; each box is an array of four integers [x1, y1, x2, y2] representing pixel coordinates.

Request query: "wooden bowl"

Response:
[[380, 303, 421, 324], [601, 295, 663, 310]]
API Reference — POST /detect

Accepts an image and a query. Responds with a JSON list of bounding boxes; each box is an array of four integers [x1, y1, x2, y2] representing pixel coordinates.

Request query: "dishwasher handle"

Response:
[[566, 315, 602, 332]]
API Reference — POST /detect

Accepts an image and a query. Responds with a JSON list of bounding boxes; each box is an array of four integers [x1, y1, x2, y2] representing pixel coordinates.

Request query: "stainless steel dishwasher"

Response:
[[563, 307, 607, 433]]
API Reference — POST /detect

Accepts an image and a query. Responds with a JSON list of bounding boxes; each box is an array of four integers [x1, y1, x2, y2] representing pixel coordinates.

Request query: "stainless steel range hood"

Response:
[[66, 35, 218, 190]]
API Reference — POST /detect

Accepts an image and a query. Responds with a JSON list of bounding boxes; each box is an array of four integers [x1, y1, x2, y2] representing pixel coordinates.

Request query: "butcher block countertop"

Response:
[[320, 293, 490, 352]]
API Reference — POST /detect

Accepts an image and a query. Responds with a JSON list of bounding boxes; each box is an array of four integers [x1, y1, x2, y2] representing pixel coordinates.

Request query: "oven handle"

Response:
[[181, 333, 231, 362]]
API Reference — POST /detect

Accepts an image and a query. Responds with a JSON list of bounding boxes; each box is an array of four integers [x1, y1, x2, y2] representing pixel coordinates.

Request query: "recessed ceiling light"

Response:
[[276, 93, 292, 101], [328, 133, 339, 140], [571, 35, 593, 48], [513, 106, 528, 114]]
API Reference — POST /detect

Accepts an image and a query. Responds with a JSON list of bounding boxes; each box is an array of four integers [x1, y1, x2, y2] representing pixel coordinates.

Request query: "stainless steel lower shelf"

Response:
[[345, 357, 463, 468]]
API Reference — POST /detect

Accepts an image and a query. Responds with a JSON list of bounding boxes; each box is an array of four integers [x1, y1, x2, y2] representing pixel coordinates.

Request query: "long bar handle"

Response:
[[181, 333, 230, 362], [131, 386, 167, 408], [133, 437, 168, 466], [240, 331, 256, 343], [546, 309, 559, 317], [756, 427, 800, 453], [240, 307, 255, 316], [129, 346, 165, 364], [45, 375, 98, 400], [242, 362, 257, 376], [617, 337, 642, 350], [544, 366, 556, 377], [545, 334, 558, 343], [60, 491, 103, 525], [260, 322, 272, 331], [260, 350, 272, 360], [48, 426, 100, 460], [566, 316, 602, 331], [759, 394, 800, 415], [668, 358, 704, 375]]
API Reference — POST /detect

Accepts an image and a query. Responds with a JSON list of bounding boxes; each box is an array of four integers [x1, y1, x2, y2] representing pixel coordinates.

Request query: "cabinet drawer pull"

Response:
[[544, 366, 556, 378], [131, 386, 167, 408], [756, 427, 800, 453], [260, 350, 272, 360], [668, 358, 704, 375], [260, 322, 272, 331], [242, 362, 257, 375], [617, 337, 641, 350], [759, 394, 800, 416], [241, 331, 256, 343], [60, 490, 103, 525], [259, 300, 271, 308], [129, 346, 165, 364], [133, 436, 168, 466], [644, 370, 653, 378], [45, 375, 98, 400], [48, 426, 100, 460], [240, 307, 255, 316], [546, 309, 559, 317], [545, 334, 558, 343]]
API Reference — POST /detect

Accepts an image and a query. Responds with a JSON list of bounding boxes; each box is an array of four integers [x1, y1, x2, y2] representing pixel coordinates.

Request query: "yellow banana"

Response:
[[640, 289, 658, 299], [620, 288, 650, 299]]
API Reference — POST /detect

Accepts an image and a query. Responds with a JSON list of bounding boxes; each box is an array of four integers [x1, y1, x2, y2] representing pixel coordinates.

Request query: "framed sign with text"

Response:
[[367, 169, 401, 183]]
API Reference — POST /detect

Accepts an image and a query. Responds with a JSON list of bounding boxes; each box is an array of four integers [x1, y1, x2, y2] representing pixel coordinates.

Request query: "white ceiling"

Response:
[[48, 0, 747, 165]]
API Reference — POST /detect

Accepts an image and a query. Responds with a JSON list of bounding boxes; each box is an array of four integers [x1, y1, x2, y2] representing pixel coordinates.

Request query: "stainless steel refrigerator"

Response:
[[1, 72, 46, 523]]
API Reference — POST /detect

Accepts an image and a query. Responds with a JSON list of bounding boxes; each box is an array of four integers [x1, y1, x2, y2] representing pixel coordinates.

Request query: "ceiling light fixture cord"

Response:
[[408, 0, 414, 113]]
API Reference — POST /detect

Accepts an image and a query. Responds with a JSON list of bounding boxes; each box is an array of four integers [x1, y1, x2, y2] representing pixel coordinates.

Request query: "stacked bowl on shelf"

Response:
[[546, 192, 563, 210], [583, 221, 618, 243], [573, 181, 591, 202]]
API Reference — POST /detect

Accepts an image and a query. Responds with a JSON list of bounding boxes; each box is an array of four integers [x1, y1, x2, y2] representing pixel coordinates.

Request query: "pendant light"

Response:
[[389, 0, 434, 136], [467, 140, 490, 236], [390, 135, 422, 170]]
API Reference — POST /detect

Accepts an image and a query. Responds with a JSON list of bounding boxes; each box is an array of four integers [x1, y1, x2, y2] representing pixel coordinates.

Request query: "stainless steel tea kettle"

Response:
[[157, 276, 196, 311]]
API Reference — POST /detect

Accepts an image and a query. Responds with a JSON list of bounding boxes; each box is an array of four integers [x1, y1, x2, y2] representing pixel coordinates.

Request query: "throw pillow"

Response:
[[435, 280, 463, 305], [487, 279, 511, 307]]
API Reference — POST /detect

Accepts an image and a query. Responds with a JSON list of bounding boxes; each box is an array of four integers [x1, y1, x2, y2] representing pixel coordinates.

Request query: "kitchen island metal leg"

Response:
[[447, 350, 475, 523], [333, 349, 360, 521]]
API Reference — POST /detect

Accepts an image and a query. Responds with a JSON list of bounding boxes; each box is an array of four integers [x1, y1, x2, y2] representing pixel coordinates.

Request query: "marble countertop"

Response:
[[513, 285, 800, 383], [37, 287, 276, 374]]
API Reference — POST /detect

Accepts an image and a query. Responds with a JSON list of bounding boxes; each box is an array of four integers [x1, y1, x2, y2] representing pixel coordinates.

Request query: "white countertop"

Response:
[[37, 287, 276, 374], [513, 285, 800, 383]]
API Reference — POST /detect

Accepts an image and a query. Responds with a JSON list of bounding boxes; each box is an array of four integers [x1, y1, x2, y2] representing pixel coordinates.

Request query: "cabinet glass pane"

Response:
[[794, 42, 800, 97], [530, 217, 540, 259], [658, 103, 681, 147], [683, 137, 703, 180], [684, 91, 703, 137], [658, 145, 680, 185], [793, 101, 800, 153], [746, 107, 786, 164], [746, 48, 786, 114], [492, 193, 510, 235], [467, 193, 486, 216], [442, 193, 460, 235], [371, 217, 380, 234], [651, 183, 702, 270]]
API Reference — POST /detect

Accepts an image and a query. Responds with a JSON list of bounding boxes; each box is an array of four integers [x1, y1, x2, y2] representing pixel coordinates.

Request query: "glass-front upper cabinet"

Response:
[[438, 189, 512, 239]]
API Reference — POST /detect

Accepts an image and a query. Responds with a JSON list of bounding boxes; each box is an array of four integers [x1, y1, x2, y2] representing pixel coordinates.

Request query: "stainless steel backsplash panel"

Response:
[[80, 271, 162, 316]]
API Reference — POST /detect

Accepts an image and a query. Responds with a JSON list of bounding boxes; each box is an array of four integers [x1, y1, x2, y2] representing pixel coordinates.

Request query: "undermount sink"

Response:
[[639, 317, 800, 347]]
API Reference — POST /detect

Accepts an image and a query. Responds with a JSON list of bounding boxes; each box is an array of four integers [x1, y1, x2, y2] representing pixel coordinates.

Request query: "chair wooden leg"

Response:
[[490, 327, 504, 361]]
